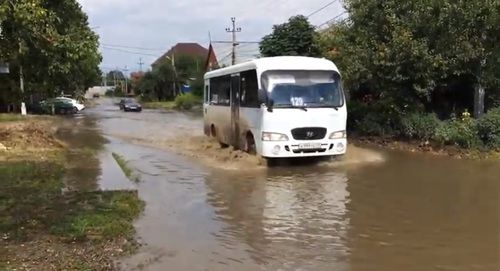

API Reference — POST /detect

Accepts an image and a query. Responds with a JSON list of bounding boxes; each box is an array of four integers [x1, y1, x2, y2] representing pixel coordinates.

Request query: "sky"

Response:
[[77, 0, 345, 74]]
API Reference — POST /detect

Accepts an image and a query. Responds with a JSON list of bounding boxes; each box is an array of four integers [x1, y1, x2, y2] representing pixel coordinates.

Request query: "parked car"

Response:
[[39, 99, 78, 115], [119, 99, 142, 112], [55, 97, 85, 111]]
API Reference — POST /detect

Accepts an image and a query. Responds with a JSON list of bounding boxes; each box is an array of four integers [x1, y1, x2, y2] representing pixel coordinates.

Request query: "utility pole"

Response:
[[123, 66, 129, 95], [18, 41, 26, 115], [225, 17, 241, 65], [138, 58, 144, 72]]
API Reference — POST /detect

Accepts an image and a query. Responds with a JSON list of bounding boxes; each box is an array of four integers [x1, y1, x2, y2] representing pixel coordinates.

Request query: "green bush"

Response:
[[399, 113, 441, 140], [174, 93, 200, 110], [113, 87, 124, 97], [354, 114, 394, 137], [434, 114, 481, 149], [348, 101, 397, 136], [477, 107, 500, 149]]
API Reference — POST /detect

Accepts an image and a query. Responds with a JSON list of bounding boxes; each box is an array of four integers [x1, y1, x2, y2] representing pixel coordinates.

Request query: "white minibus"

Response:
[[203, 56, 347, 158]]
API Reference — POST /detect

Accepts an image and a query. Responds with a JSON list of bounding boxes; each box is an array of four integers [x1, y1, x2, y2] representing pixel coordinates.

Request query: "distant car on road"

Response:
[[118, 98, 133, 110], [119, 98, 142, 112]]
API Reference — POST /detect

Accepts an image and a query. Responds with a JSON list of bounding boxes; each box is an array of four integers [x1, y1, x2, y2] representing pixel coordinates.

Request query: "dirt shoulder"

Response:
[[0, 115, 143, 271], [350, 136, 500, 160]]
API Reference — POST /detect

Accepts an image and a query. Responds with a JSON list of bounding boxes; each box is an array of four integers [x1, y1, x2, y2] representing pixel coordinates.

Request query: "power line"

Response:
[[101, 46, 158, 57], [218, 52, 234, 63], [307, 0, 339, 18], [101, 43, 164, 51], [316, 11, 347, 29], [211, 41, 259, 44]]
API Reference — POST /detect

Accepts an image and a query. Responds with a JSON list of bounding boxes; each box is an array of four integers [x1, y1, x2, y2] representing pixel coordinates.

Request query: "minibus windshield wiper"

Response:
[[305, 103, 340, 111]]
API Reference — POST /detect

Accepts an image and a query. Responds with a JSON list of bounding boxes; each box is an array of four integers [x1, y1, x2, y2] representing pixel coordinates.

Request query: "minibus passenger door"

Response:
[[230, 74, 240, 148]]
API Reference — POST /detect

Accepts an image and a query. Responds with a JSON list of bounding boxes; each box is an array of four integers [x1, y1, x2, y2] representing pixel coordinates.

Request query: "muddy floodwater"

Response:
[[82, 99, 499, 271]]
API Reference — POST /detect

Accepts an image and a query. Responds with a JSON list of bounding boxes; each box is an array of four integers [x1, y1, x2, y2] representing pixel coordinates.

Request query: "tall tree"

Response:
[[260, 15, 320, 57], [138, 54, 205, 100], [319, 0, 500, 118], [0, 0, 101, 105]]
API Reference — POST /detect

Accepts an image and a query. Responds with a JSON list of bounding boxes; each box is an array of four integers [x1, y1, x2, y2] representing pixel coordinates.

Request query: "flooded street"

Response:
[[84, 99, 499, 270]]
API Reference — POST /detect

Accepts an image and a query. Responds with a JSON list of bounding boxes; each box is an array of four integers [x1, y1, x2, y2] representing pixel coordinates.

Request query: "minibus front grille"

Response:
[[293, 148, 327, 154], [291, 127, 327, 140]]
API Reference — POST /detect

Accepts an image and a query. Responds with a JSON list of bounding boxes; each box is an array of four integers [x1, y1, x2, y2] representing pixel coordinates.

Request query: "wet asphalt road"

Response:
[[82, 99, 500, 271]]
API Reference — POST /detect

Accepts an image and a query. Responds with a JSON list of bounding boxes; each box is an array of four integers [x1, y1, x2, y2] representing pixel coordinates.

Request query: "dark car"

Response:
[[118, 98, 131, 110], [29, 99, 77, 115], [120, 99, 142, 112]]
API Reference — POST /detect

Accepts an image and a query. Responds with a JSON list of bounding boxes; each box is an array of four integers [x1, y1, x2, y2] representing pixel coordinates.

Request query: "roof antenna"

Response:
[[208, 31, 212, 44]]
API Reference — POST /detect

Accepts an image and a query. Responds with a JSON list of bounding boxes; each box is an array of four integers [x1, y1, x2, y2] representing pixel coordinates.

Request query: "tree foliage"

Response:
[[0, 0, 101, 106], [260, 15, 320, 57], [319, 0, 500, 119], [136, 55, 205, 101]]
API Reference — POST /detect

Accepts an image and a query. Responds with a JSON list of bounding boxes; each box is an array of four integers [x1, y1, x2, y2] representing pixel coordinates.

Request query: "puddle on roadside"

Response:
[[55, 116, 135, 192]]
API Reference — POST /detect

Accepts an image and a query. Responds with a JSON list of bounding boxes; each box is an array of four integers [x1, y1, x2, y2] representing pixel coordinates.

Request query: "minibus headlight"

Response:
[[262, 132, 289, 141], [329, 130, 347, 139]]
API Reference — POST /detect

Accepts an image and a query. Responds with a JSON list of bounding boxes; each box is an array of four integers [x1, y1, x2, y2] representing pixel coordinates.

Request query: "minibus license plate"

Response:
[[299, 143, 322, 150]]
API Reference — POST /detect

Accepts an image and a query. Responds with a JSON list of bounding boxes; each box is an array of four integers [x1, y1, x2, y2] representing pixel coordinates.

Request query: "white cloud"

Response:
[[77, 0, 345, 72]]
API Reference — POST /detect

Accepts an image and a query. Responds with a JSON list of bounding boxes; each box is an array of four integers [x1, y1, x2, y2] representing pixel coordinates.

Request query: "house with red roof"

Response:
[[152, 42, 216, 70]]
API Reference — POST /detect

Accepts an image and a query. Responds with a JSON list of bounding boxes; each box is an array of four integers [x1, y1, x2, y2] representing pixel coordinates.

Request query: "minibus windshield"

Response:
[[262, 70, 344, 108]]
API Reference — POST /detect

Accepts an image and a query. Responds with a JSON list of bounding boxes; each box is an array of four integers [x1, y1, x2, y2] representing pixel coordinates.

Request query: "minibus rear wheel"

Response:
[[210, 124, 216, 137]]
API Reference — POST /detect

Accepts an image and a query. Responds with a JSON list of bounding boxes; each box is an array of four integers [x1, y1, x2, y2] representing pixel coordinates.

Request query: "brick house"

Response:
[[152, 43, 213, 70]]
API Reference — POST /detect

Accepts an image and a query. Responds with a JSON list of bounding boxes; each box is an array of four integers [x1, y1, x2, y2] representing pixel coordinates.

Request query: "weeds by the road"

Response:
[[112, 152, 132, 177], [0, 113, 24, 122], [0, 117, 144, 270], [51, 191, 143, 241], [141, 100, 176, 111], [112, 152, 140, 182], [0, 160, 143, 241], [141, 94, 202, 111]]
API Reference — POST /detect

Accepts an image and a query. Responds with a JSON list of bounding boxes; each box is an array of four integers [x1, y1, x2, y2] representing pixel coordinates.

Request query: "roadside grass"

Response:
[[0, 113, 57, 123], [0, 114, 145, 269], [112, 152, 140, 183], [0, 160, 64, 239], [112, 152, 131, 178], [0, 159, 144, 242], [141, 100, 176, 111], [141, 94, 202, 111], [0, 113, 24, 122], [51, 191, 143, 241]]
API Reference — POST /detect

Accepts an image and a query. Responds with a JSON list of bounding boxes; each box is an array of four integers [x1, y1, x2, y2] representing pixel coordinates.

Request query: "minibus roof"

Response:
[[204, 56, 340, 80]]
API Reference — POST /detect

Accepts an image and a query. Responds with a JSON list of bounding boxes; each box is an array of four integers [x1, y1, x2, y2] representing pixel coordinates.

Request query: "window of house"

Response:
[[240, 70, 259, 108]]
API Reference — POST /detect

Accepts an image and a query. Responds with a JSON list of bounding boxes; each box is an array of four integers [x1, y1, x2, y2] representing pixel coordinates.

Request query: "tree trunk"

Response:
[[474, 83, 485, 118]]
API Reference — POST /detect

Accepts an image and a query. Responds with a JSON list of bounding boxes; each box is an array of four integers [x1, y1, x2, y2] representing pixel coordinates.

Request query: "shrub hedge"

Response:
[[349, 107, 500, 150]]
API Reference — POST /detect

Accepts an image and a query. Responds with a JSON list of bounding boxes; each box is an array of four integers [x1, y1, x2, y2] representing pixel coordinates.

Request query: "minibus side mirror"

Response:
[[258, 88, 267, 104], [267, 99, 274, 112]]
